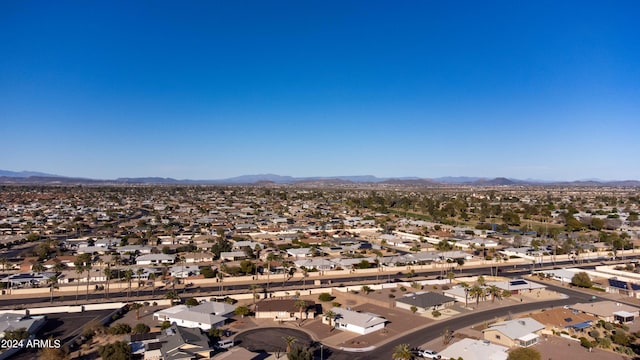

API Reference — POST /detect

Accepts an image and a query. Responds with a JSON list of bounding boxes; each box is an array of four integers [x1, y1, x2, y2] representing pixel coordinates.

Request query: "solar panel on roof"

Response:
[[631, 283, 640, 291], [608, 279, 628, 289]]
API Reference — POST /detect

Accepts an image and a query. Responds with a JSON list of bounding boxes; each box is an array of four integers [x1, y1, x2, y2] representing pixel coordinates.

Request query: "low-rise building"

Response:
[[482, 318, 545, 348], [324, 307, 386, 335]]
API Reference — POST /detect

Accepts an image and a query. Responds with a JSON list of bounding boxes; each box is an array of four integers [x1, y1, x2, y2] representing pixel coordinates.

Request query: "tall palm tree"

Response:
[[265, 253, 275, 293], [0, 257, 9, 272], [469, 285, 484, 306], [124, 269, 133, 300], [136, 268, 144, 298], [487, 285, 502, 303], [249, 284, 260, 308], [149, 273, 156, 298], [294, 299, 307, 321], [104, 265, 112, 299], [82, 254, 92, 301], [392, 343, 413, 360], [460, 282, 470, 307], [31, 262, 46, 273], [73, 257, 85, 304], [282, 336, 297, 353], [47, 274, 59, 303]]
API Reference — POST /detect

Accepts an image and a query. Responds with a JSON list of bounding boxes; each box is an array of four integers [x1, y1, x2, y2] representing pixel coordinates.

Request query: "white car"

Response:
[[418, 349, 441, 359]]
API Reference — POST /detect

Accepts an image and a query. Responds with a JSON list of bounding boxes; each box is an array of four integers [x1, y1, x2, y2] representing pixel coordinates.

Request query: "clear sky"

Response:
[[1, 1, 639, 181]]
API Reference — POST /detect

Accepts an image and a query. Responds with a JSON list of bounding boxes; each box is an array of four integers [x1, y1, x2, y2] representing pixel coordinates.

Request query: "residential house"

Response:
[[144, 324, 212, 360], [395, 292, 456, 313], [482, 318, 545, 348], [324, 307, 386, 335], [569, 301, 640, 323], [254, 299, 317, 321], [153, 302, 236, 331], [0, 313, 46, 338], [439, 338, 508, 360], [219, 251, 247, 261], [286, 248, 312, 259], [530, 308, 598, 333], [136, 254, 175, 266]]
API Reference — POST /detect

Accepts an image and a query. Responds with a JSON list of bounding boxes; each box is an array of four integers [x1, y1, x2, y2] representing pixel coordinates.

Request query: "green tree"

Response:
[[132, 323, 150, 334], [234, 305, 250, 318], [160, 320, 171, 330], [185, 297, 199, 306], [506, 347, 541, 360], [108, 324, 131, 335], [287, 345, 313, 360], [391, 343, 413, 360], [571, 272, 592, 288], [98, 341, 131, 360]]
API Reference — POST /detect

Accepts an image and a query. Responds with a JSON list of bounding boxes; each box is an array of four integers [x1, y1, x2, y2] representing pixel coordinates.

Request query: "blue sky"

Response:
[[1, 1, 639, 181]]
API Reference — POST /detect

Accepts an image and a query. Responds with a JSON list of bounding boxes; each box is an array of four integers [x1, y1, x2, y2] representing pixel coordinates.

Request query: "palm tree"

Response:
[[446, 271, 455, 284], [294, 299, 307, 321], [83, 254, 92, 301], [74, 257, 85, 304], [124, 269, 133, 300], [265, 253, 275, 293], [392, 343, 413, 360], [165, 290, 180, 303], [487, 285, 502, 303], [31, 262, 46, 273], [460, 282, 470, 307], [282, 336, 297, 353], [469, 285, 484, 306], [136, 268, 144, 298], [0, 257, 9, 272], [48, 274, 59, 303], [149, 273, 156, 298], [302, 268, 309, 291], [323, 310, 336, 329], [249, 284, 260, 308], [104, 265, 112, 299]]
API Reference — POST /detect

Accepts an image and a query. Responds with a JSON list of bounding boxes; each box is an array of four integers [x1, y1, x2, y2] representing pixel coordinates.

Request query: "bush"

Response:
[[432, 310, 441, 318], [331, 301, 341, 307], [604, 322, 614, 331], [160, 321, 171, 330], [579, 337, 592, 348], [571, 272, 592, 288], [318, 293, 334, 302], [399, 286, 407, 292], [132, 323, 150, 334], [108, 323, 131, 335], [98, 341, 131, 360]]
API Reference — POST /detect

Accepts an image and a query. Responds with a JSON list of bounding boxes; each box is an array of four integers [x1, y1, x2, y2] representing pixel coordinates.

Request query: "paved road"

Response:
[[0, 257, 627, 308]]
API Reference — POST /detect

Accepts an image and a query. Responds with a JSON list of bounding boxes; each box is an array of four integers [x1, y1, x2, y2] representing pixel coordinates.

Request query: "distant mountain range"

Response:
[[0, 169, 639, 187]]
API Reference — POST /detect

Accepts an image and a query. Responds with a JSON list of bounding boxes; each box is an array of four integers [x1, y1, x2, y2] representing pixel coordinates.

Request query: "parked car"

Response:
[[418, 349, 441, 359]]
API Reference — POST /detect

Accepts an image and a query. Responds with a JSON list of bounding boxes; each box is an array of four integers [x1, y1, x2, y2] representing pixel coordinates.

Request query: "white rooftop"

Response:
[[439, 338, 508, 360]]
